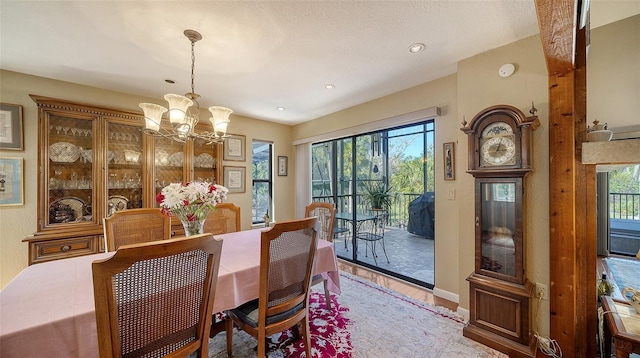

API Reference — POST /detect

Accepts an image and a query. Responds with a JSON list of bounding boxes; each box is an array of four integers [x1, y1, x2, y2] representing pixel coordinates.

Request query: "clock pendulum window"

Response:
[[461, 104, 540, 357]]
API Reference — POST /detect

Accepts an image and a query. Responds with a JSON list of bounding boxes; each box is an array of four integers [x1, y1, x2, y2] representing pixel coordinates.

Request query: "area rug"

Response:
[[605, 257, 640, 296], [207, 272, 507, 357], [207, 291, 352, 358]]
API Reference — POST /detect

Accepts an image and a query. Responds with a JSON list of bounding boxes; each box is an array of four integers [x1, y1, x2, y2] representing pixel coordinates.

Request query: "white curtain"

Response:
[[294, 143, 311, 218]]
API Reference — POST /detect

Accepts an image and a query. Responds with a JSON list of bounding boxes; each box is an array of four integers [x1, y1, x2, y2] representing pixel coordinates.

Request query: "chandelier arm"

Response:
[[141, 29, 230, 146]]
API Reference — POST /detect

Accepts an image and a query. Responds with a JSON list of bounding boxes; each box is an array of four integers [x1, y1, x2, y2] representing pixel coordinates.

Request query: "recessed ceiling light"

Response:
[[325, 84, 335, 90], [277, 107, 285, 111], [408, 43, 425, 54], [164, 79, 175, 84]]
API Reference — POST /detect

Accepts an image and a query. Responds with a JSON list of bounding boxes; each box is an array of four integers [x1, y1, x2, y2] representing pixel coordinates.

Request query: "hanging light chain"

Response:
[[190, 38, 196, 98]]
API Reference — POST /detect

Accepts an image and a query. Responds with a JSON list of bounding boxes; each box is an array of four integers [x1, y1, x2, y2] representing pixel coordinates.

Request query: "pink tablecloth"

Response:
[[0, 228, 340, 358]]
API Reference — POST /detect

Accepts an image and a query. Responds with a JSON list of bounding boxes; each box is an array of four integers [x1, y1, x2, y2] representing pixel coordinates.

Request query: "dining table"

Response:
[[334, 212, 377, 248], [0, 228, 340, 358]]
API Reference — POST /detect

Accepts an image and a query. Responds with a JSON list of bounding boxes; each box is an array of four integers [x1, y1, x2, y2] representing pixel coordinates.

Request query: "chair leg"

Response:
[[225, 317, 234, 357], [379, 238, 390, 263], [302, 317, 312, 358], [257, 331, 267, 358], [323, 281, 332, 309]]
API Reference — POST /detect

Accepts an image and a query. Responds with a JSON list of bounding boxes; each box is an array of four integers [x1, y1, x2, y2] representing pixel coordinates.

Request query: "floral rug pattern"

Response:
[[208, 291, 352, 357], [209, 272, 507, 357]]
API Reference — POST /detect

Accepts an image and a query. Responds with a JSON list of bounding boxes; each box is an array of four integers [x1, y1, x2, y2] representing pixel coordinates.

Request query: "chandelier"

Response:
[[139, 29, 232, 144]]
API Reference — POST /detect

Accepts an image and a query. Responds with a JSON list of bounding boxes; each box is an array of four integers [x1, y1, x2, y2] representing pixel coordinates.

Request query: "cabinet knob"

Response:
[[60, 245, 71, 252], [475, 217, 480, 226]]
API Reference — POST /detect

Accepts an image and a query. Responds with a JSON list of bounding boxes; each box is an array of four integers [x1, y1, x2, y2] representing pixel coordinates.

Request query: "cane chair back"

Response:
[[304, 202, 336, 243], [225, 217, 319, 358], [203, 203, 241, 235], [305, 202, 336, 309], [103, 208, 171, 252], [92, 234, 223, 358]]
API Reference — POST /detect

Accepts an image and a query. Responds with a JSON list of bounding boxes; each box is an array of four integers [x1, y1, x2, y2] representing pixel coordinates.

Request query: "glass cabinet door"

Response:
[[192, 138, 219, 183], [477, 179, 523, 282], [153, 137, 186, 203], [106, 122, 144, 215], [46, 113, 95, 226]]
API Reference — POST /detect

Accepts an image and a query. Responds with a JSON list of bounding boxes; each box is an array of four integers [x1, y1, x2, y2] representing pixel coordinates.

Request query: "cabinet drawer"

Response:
[[30, 236, 99, 265]]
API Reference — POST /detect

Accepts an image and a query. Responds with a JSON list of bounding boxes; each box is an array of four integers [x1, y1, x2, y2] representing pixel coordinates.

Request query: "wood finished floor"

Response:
[[338, 259, 458, 312]]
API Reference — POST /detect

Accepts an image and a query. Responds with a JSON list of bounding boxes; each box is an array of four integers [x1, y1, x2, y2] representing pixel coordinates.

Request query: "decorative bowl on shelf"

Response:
[[123, 150, 142, 163], [79, 148, 92, 163], [155, 150, 169, 165], [195, 153, 215, 168], [49, 142, 80, 163], [108, 150, 117, 163], [168, 152, 184, 166], [586, 120, 613, 142]]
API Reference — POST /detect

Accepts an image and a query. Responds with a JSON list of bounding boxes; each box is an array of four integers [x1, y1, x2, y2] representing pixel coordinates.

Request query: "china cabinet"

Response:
[[460, 105, 539, 357], [24, 95, 222, 264]]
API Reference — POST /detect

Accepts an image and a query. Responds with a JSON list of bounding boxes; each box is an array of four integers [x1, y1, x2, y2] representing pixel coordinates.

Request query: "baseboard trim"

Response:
[[433, 287, 459, 304], [457, 307, 470, 322]]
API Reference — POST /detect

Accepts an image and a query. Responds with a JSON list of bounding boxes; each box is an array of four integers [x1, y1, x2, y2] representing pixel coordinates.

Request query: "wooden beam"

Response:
[[534, 0, 575, 75], [535, 1, 596, 357], [547, 70, 578, 356]]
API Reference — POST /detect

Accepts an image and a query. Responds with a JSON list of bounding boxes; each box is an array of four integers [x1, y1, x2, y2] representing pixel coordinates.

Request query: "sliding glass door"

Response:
[[311, 121, 435, 287]]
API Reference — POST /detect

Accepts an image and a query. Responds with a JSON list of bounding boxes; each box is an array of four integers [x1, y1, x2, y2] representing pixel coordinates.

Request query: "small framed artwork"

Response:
[[0, 157, 25, 206], [443, 142, 455, 181], [0, 103, 24, 151], [278, 156, 288, 176], [223, 166, 246, 193], [223, 134, 246, 162]]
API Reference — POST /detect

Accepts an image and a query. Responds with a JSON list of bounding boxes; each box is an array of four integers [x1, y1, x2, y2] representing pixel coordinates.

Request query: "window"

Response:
[[252, 140, 272, 224]]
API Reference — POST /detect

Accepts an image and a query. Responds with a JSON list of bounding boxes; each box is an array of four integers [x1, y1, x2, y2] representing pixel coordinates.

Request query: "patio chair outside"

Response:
[[356, 213, 390, 265]]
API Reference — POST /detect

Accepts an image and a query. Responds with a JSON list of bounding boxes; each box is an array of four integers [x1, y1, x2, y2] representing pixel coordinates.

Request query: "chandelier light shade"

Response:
[[140, 29, 232, 144]]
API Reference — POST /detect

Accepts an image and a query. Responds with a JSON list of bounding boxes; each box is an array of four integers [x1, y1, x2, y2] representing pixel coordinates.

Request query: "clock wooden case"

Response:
[[461, 105, 539, 357]]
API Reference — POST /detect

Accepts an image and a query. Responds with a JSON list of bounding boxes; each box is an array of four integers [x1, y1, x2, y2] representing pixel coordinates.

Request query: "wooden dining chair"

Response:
[[225, 217, 319, 358], [203, 202, 241, 235], [305, 201, 336, 309], [103, 208, 171, 252], [92, 234, 223, 358]]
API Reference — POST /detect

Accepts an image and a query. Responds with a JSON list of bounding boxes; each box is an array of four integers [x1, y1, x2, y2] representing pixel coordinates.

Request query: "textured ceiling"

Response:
[[1, 1, 637, 125]]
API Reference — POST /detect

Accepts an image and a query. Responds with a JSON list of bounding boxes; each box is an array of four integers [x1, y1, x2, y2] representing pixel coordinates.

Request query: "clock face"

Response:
[[481, 136, 516, 166], [480, 122, 516, 167]]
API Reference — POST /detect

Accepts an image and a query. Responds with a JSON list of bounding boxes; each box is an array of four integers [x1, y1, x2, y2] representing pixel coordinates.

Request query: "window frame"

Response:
[[251, 140, 273, 224]]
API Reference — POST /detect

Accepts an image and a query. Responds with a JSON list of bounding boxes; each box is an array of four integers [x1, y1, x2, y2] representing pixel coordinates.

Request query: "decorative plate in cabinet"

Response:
[[49, 197, 85, 223]]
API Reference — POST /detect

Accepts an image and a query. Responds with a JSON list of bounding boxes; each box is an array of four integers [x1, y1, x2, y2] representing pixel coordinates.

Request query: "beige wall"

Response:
[[456, 34, 549, 333], [0, 71, 295, 288], [1, 15, 636, 339], [588, 14, 640, 131], [291, 15, 638, 336]]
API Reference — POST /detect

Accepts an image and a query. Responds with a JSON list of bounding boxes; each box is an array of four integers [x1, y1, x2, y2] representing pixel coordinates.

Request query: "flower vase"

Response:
[[181, 218, 206, 237]]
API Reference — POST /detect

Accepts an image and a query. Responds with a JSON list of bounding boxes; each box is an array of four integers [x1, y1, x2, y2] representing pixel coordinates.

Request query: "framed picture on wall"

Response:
[[0, 103, 24, 151], [223, 134, 246, 162], [223, 166, 246, 193], [443, 142, 455, 181], [278, 156, 288, 176], [0, 157, 24, 206]]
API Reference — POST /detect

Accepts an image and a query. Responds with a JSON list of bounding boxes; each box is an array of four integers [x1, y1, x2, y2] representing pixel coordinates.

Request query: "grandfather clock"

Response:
[[460, 105, 539, 357]]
